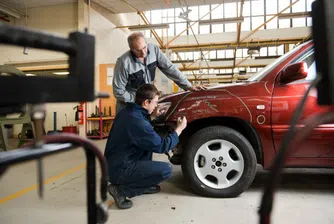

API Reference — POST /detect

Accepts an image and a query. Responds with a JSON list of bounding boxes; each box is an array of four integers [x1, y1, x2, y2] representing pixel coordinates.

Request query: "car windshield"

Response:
[[248, 42, 308, 82]]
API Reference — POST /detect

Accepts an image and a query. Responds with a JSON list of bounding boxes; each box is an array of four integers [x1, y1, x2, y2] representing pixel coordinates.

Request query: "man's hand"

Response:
[[188, 85, 207, 91], [175, 116, 187, 136]]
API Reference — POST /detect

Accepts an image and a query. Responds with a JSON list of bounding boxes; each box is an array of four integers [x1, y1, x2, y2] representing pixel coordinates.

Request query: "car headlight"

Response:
[[157, 102, 172, 118]]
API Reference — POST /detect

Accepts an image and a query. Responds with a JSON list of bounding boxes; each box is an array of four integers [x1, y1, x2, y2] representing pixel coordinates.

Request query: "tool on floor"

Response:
[[0, 23, 110, 224]]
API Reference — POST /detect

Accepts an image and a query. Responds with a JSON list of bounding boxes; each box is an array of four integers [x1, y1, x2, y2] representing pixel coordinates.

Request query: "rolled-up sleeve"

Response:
[[154, 45, 192, 90], [134, 122, 179, 154], [112, 58, 135, 103]]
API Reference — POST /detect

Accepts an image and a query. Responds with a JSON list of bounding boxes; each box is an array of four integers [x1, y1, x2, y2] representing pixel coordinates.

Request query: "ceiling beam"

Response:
[[187, 75, 253, 83], [239, 0, 300, 43], [179, 64, 266, 71], [172, 56, 282, 63], [188, 76, 251, 81], [299, 33, 313, 44], [163, 38, 305, 52], [163, 2, 224, 47], [176, 0, 211, 73], [120, 0, 164, 47], [235, 55, 250, 66], [185, 50, 211, 68], [233, 0, 244, 69], [236, 0, 244, 45], [138, 11, 164, 47]]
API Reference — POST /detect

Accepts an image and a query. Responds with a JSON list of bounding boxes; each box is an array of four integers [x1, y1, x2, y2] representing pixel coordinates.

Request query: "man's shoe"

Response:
[[143, 185, 161, 194], [108, 184, 133, 209]]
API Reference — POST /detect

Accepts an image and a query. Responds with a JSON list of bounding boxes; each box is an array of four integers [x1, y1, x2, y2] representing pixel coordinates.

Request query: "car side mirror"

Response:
[[279, 62, 308, 84]]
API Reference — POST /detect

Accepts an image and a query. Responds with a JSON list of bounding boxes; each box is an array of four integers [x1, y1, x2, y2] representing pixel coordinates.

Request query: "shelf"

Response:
[[87, 134, 109, 139], [87, 116, 114, 121], [85, 99, 114, 140]]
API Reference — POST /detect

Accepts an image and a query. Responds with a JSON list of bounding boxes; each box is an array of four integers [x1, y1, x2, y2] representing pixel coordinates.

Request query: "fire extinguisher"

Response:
[[74, 103, 84, 125]]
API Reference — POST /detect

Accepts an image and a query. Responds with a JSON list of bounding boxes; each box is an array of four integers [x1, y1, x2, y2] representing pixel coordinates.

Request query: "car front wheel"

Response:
[[181, 126, 257, 198]]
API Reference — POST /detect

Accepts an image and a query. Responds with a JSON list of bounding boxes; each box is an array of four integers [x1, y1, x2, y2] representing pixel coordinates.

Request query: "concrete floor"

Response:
[[1, 139, 334, 224]]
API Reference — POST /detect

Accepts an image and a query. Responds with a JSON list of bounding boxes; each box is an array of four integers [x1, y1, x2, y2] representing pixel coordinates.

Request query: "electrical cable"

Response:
[[259, 74, 322, 224]]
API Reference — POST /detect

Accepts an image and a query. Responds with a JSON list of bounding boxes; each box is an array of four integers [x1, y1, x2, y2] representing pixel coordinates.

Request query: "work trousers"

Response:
[[115, 100, 126, 115], [108, 151, 172, 198]]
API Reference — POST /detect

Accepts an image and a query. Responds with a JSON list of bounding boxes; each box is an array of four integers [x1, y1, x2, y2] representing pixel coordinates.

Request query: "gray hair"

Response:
[[127, 32, 145, 49]]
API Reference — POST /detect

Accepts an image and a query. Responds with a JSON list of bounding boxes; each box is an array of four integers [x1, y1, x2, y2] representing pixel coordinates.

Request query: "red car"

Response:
[[154, 40, 334, 198]]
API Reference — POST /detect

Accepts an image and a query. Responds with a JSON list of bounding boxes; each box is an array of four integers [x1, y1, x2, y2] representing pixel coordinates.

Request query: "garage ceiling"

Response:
[[2, 0, 243, 13], [1, 0, 310, 84], [93, 0, 242, 13], [1, 0, 77, 10]]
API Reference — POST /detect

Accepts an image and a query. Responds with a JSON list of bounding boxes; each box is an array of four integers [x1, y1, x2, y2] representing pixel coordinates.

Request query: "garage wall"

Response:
[[0, 3, 78, 136], [0, 3, 77, 64], [84, 3, 130, 119]]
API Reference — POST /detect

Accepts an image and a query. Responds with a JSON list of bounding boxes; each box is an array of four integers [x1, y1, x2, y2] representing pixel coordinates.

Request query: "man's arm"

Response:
[[134, 122, 179, 154], [153, 45, 192, 91], [112, 58, 135, 103]]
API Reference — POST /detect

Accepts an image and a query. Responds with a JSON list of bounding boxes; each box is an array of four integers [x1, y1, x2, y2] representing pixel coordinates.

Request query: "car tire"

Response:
[[181, 126, 257, 198]]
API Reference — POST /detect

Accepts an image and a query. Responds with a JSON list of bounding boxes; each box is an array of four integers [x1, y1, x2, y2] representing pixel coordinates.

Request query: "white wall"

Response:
[[0, 3, 78, 135], [0, 1, 132, 136], [0, 3, 77, 65], [87, 2, 130, 115]]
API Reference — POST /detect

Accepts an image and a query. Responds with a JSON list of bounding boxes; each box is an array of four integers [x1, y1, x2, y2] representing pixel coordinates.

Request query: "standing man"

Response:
[[104, 84, 187, 209], [113, 32, 204, 113]]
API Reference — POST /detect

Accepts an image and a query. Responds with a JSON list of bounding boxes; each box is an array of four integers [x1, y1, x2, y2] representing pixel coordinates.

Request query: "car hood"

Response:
[[159, 82, 254, 103]]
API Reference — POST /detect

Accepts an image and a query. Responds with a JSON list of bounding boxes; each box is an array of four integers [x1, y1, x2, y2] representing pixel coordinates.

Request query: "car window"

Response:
[[248, 42, 309, 82], [306, 61, 316, 81]]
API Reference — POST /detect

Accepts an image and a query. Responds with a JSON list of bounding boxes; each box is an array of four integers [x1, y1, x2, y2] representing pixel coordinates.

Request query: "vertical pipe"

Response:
[[99, 99, 102, 139], [53, 112, 57, 131]]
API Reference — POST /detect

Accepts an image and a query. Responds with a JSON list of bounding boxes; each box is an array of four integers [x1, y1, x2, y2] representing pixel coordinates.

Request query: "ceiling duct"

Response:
[[116, 23, 169, 31], [278, 11, 311, 19], [199, 17, 244, 25]]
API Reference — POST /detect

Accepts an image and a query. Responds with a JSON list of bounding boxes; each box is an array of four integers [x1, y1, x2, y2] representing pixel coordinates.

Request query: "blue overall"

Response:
[[104, 103, 179, 198]]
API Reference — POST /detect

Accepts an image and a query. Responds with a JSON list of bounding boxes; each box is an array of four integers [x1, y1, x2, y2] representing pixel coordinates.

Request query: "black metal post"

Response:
[[85, 147, 96, 224]]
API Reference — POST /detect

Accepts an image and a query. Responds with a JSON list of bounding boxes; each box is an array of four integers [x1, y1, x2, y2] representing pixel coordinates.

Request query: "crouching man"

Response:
[[104, 84, 187, 209]]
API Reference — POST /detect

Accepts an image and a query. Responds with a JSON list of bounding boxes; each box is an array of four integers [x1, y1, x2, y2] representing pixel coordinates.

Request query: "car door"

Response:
[[271, 48, 334, 164]]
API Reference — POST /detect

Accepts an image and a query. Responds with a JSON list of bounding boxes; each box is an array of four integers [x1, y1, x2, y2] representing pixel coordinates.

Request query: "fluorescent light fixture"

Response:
[[116, 24, 169, 31], [53, 72, 69, 75], [0, 3, 23, 19], [199, 17, 244, 25], [26, 73, 36, 76], [278, 12, 311, 19]]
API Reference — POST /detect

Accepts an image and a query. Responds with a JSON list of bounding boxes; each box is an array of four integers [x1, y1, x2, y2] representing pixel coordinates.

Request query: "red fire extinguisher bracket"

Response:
[[74, 103, 84, 125]]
